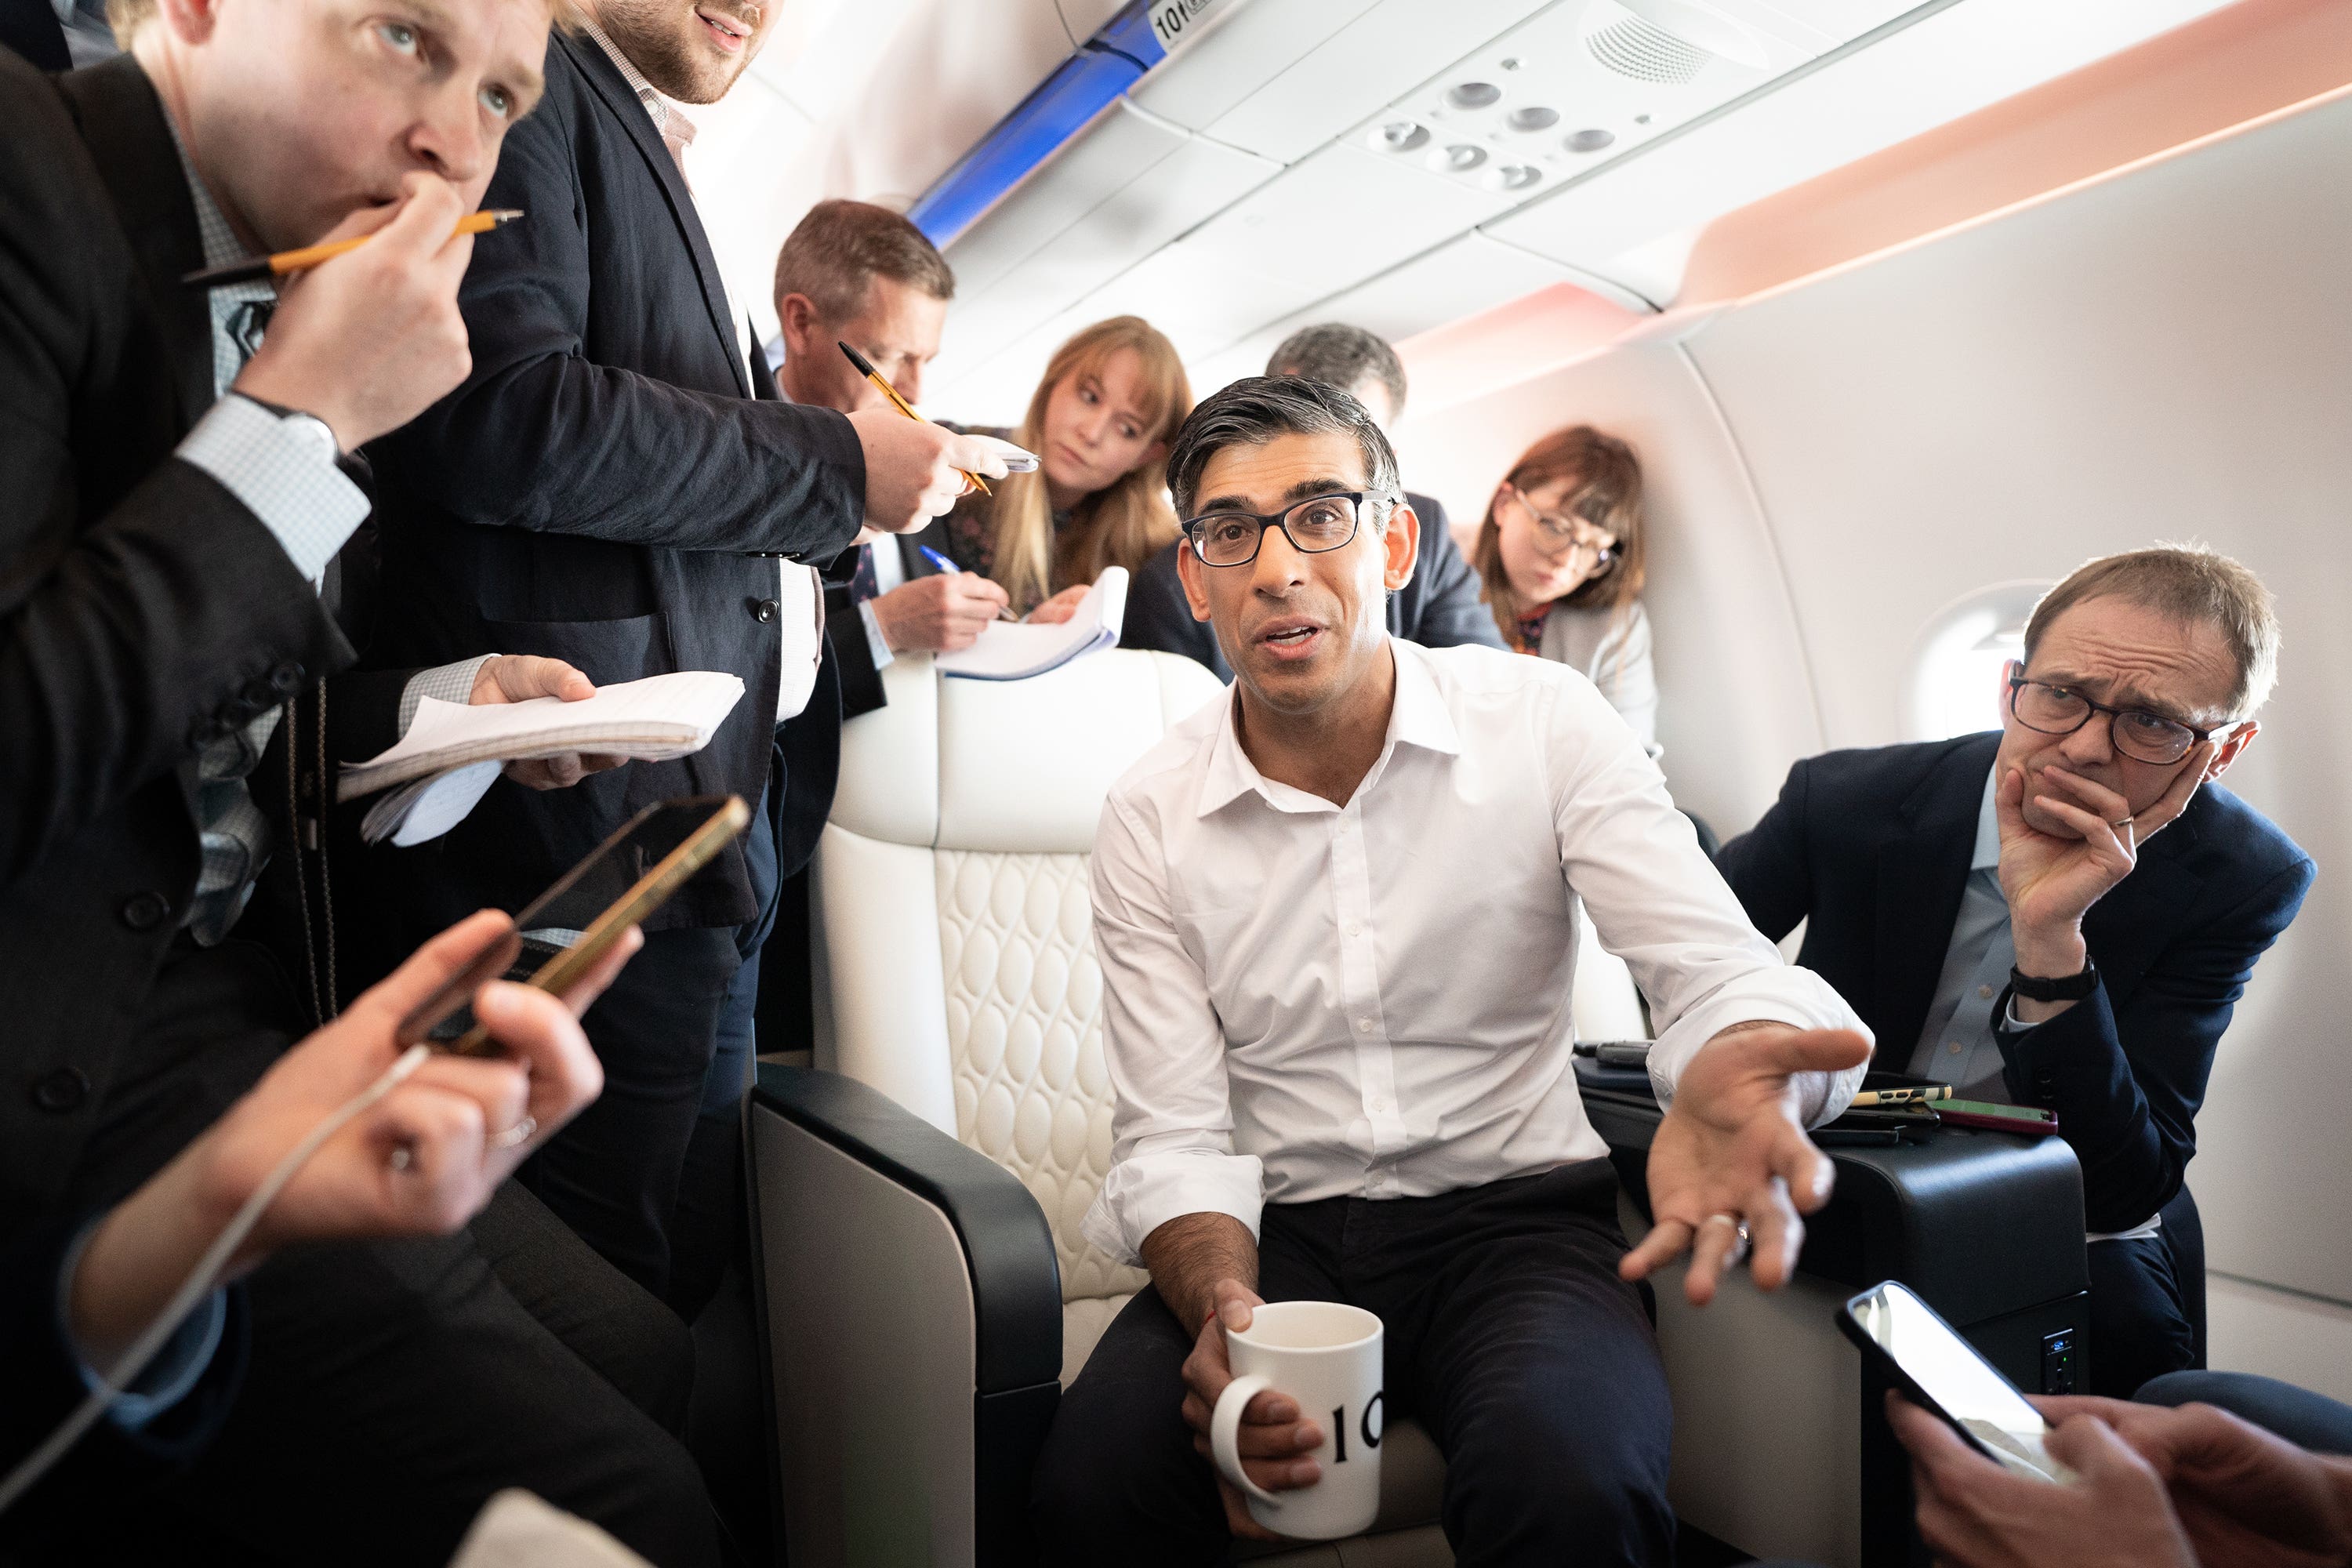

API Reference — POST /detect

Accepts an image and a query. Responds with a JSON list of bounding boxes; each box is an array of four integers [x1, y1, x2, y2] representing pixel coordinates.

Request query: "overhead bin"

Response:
[[1486, 0, 2235, 297], [919, 0, 2242, 414]]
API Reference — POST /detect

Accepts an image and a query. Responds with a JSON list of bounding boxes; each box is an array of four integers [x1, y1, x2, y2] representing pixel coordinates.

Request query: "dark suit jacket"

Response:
[[1718, 731, 2314, 1232], [0, 1217, 247, 1523], [0, 53, 382, 1214], [1120, 491, 1504, 680], [364, 31, 866, 935]]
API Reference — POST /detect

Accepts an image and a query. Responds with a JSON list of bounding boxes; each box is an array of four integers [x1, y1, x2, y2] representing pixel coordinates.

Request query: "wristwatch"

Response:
[[2010, 960, 2100, 1003], [237, 394, 340, 462]]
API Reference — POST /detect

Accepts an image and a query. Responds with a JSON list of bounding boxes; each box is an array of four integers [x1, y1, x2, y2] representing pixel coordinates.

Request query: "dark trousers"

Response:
[[524, 782, 775, 1316], [2137, 1370, 2352, 1455], [2088, 1232, 2196, 1397], [33, 938, 720, 1568], [1030, 1160, 1675, 1568]]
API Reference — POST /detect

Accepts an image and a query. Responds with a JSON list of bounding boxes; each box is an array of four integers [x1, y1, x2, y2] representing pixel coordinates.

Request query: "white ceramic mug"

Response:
[[1208, 1301, 1385, 1540]]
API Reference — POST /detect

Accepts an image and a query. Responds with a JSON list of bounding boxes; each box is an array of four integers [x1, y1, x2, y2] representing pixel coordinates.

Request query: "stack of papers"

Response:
[[936, 567, 1128, 681], [341, 670, 746, 846]]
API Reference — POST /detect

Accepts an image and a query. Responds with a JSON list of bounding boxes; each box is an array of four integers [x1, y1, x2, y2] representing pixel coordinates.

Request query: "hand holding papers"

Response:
[[343, 671, 746, 845], [935, 567, 1127, 681]]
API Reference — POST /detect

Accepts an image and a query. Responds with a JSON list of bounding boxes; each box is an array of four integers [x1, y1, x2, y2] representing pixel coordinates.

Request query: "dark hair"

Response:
[[2024, 544, 2280, 715], [1267, 324, 1407, 421], [1165, 376, 1402, 521], [1472, 425, 1647, 648], [772, 199, 955, 323]]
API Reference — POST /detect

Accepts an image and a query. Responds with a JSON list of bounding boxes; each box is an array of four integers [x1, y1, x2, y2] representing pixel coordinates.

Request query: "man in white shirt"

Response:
[[1030, 378, 1872, 1566]]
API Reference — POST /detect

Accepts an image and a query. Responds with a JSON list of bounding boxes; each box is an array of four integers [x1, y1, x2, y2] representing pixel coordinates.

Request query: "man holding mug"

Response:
[[1029, 379, 1874, 1566]]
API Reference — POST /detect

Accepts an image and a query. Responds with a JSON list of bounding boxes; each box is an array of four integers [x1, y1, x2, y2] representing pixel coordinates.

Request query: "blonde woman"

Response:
[[1473, 424, 1658, 751], [929, 316, 1193, 620]]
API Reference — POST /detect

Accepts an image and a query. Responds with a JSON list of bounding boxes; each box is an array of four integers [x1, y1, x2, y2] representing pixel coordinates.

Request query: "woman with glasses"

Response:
[[1472, 426, 1657, 751], [929, 316, 1193, 621]]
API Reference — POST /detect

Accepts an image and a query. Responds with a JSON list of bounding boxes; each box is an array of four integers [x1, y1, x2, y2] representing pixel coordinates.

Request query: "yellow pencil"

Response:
[[183, 209, 527, 289], [838, 339, 990, 496]]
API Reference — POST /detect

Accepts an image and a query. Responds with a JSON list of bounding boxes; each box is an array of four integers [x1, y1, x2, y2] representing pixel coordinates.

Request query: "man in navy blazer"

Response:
[[363, 0, 1013, 1307], [1719, 546, 2312, 1397]]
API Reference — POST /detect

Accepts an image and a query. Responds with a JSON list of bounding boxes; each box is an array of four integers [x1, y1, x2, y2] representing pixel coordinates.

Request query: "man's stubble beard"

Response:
[[593, 0, 752, 103]]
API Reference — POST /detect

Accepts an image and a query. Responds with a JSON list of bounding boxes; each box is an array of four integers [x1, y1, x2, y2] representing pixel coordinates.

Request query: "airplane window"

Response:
[[1904, 581, 2053, 742]]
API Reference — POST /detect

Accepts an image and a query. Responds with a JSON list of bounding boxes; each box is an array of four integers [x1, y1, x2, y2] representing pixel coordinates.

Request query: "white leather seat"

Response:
[[804, 648, 1454, 1566]]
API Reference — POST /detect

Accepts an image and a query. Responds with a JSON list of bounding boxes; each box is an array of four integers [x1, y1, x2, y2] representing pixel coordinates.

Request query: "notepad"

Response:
[[339, 670, 746, 843], [935, 567, 1128, 681]]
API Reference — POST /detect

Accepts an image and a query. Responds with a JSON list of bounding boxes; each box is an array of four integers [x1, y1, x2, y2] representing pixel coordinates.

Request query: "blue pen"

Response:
[[917, 543, 1018, 621]]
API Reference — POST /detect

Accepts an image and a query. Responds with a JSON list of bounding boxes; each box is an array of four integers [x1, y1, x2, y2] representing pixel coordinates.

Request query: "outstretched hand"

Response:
[[1621, 1024, 1871, 1303]]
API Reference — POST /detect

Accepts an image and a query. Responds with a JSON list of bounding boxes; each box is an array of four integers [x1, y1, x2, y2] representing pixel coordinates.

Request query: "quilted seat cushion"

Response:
[[937, 846, 1148, 1310]]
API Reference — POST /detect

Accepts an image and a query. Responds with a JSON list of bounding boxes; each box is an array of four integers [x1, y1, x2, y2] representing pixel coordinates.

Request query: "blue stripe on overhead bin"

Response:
[[906, 1, 1167, 248]]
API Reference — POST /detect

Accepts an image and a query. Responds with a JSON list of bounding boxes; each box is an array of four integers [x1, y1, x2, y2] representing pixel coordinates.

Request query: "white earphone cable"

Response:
[[0, 1043, 434, 1515]]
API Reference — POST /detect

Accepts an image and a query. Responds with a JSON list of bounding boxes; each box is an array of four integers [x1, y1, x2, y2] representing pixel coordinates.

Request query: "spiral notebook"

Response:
[[935, 566, 1127, 681], [339, 670, 745, 845]]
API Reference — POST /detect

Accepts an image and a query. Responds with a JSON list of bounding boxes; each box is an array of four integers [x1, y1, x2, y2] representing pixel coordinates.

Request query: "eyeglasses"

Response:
[[1182, 491, 1388, 568], [2006, 675, 2239, 765], [1502, 485, 1617, 564]]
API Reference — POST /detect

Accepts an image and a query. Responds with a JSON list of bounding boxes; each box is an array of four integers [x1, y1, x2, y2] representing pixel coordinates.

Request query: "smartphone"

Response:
[[1838, 1280, 2075, 1485], [1936, 1099, 2060, 1136], [395, 795, 752, 1055]]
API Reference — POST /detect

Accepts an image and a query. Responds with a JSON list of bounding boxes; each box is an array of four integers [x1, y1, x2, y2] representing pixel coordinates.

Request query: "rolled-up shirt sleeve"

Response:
[[1081, 792, 1264, 1265], [1542, 677, 1871, 1125]]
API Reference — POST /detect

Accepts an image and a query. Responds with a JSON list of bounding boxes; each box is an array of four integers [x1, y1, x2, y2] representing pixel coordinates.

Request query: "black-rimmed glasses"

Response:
[[1182, 491, 1389, 568], [1501, 484, 1617, 562], [2006, 674, 2238, 765]]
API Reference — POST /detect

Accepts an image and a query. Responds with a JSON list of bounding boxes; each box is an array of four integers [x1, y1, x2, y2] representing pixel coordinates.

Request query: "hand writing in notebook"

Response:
[[467, 655, 626, 790], [1025, 583, 1091, 625]]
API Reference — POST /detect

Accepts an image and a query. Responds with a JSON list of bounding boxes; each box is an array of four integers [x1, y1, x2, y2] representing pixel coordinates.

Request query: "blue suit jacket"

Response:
[[1717, 731, 2314, 1232]]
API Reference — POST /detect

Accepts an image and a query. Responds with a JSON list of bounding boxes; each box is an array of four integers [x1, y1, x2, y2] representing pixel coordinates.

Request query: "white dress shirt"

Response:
[[1080, 641, 1871, 1265]]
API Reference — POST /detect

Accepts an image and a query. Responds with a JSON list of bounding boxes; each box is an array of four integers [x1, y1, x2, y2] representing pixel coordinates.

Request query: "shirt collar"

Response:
[[1193, 638, 1462, 818], [163, 117, 245, 273], [577, 16, 695, 148], [1971, 757, 2002, 870]]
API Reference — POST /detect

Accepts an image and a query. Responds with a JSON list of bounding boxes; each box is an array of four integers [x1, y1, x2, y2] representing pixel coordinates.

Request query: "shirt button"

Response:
[[750, 597, 779, 622], [1347, 923, 1363, 938], [1947, 1041, 1964, 1055], [1978, 984, 1995, 1000], [1357, 1018, 1374, 1033], [121, 891, 172, 931], [1368, 1098, 1389, 1115], [28, 1067, 89, 1114]]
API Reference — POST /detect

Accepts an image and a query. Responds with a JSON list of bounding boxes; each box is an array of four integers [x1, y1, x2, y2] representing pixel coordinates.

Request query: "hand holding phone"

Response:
[[397, 796, 749, 1055], [1841, 1279, 2075, 1484]]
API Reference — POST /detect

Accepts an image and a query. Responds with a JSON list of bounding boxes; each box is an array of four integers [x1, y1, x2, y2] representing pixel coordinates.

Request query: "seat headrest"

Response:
[[829, 650, 1224, 852]]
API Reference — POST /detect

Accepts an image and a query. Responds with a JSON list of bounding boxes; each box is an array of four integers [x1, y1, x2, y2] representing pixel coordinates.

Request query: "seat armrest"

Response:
[[747, 1065, 1063, 1567], [753, 1064, 1063, 1391]]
